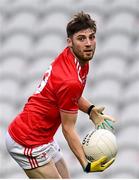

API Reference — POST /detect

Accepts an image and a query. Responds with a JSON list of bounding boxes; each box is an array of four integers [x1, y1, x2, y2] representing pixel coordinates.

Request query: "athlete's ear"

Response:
[[67, 37, 72, 48]]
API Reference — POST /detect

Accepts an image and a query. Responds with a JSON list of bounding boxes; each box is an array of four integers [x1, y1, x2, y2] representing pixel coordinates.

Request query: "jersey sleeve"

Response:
[[56, 80, 82, 113]]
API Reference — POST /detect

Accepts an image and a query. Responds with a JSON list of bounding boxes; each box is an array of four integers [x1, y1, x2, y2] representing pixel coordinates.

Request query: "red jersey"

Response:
[[8, 47, 89, 147]]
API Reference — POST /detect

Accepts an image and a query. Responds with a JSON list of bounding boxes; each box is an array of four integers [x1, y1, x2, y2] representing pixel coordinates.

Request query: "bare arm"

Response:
[[78, 96, 92, 113], [60, 110, 115, 172], [60, 111, 88, 169]]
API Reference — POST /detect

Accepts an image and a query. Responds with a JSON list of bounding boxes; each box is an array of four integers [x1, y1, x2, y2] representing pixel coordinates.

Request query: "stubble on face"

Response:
[[69, 28, 96, 65]]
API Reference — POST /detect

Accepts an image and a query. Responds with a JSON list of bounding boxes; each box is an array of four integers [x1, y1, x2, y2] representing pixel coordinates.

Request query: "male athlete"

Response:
[[6, 11, 115, 178]]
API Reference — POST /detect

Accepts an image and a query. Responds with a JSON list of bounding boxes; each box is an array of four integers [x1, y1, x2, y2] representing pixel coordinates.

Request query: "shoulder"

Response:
[[52, 47, 75, 68]]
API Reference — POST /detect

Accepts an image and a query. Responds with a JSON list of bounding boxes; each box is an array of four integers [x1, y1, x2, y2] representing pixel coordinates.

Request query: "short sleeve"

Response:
[[56, 80, 82, 113]]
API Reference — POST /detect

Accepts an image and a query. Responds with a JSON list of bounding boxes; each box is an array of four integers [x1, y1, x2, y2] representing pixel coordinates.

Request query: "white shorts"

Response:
[[5, 132, 63, 169]]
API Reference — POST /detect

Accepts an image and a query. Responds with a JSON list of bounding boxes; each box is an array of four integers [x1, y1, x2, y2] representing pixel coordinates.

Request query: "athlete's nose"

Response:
[[85, 38, 91, 46]]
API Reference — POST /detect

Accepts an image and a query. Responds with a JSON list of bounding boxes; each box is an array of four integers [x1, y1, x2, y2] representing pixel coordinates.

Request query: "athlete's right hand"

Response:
[[84, 156, 115, 173]]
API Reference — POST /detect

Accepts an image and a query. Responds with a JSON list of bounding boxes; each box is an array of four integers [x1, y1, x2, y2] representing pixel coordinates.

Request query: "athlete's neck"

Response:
[[69, 47, 88, 67]]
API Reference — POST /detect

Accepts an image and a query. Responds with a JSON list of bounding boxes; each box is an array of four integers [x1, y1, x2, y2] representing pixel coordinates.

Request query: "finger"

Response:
[[97, 156, 107, 164], [97, 121, 114, 130], [102, 115, 116, 122], [104, 119, 114, 130], [102, 122, 106, 129], [102, 158, 115, 168], [97, 125, 101, 129], [96, 124, 104, 129]]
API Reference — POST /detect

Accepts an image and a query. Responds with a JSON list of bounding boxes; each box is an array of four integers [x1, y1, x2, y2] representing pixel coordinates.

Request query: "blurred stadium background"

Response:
[[0, 0, 139, 178]]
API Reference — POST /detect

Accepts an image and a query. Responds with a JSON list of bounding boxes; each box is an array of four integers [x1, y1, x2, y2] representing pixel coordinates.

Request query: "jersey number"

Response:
[[35, 65, 52, 94]]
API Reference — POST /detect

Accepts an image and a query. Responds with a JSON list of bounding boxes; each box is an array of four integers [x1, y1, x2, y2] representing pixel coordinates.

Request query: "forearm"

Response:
[[62, 127, 87, 169], [78, 96, 92, 113]]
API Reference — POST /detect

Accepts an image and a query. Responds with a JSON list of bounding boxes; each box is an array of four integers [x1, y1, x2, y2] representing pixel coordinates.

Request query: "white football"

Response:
[[82, 129, 118, 162]]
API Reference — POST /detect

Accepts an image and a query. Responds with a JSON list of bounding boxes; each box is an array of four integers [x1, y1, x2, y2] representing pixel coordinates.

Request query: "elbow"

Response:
[[62, 125, 73, 137], [62, 125, 69, 135]]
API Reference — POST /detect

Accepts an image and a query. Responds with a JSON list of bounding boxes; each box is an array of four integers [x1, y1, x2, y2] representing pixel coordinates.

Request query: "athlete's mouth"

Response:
[[84, 49, 93, 53]]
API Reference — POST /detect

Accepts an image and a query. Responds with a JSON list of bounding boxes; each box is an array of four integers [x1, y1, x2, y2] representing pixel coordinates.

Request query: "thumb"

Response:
[[102, 158, 115, 168], [95, 106, 105, 113]]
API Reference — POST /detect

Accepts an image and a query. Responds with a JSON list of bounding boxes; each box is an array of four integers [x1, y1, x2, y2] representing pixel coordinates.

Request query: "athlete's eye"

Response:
[[77, 36, 85, 41], [89, 35, 95, 40]]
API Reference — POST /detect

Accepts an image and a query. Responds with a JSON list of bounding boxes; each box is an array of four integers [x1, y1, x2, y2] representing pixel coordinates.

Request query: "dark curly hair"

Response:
[[66, 11, 96, 37]]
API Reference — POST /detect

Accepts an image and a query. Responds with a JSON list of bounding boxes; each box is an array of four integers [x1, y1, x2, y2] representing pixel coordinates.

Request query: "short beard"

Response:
[[72, 48, 93, 62]]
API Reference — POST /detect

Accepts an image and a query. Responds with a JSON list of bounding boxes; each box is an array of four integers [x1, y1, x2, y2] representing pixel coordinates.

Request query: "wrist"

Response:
[[87, 105, 95, 115], [81, 158, 88, 170], [84, 161, 91, 173]]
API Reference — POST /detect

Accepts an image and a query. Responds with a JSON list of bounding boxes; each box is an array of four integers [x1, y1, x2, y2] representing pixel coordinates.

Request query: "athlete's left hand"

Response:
[[84, 156, 115, 173], [89, 106, 116, 130]]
